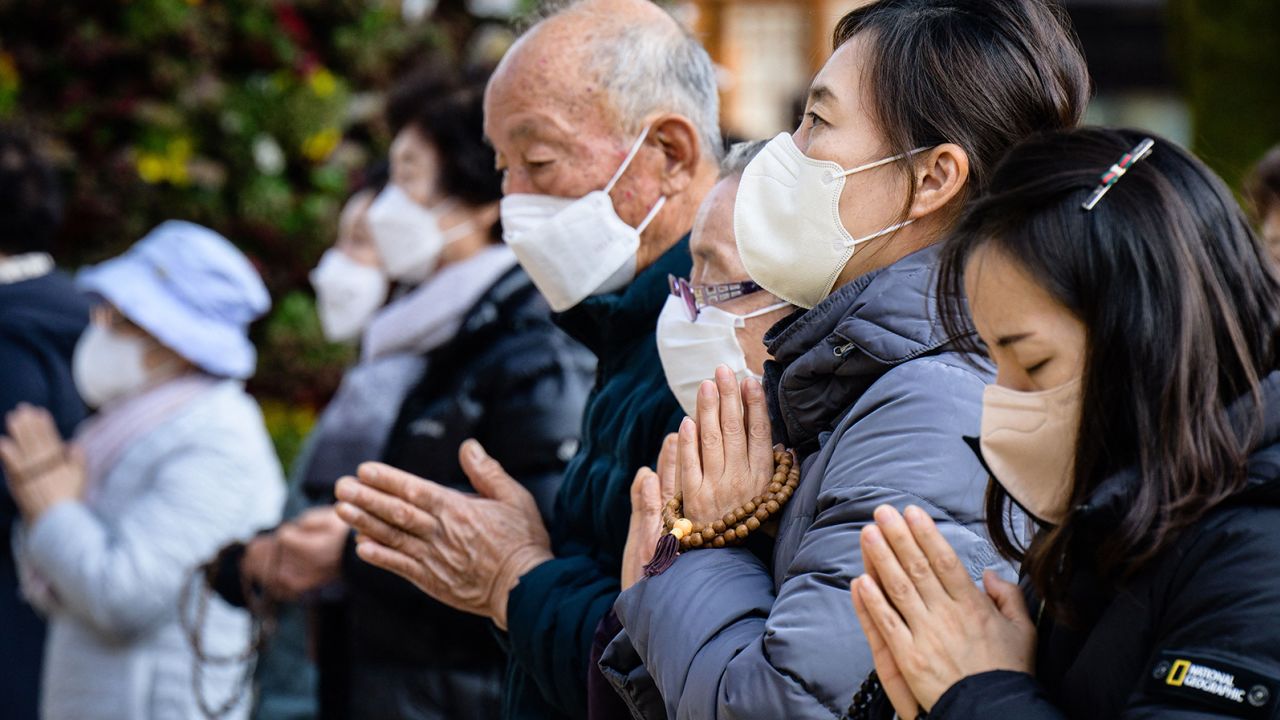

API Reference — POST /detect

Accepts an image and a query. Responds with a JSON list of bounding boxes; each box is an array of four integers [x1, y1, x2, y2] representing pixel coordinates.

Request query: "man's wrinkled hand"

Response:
[[679, 365, 776, 525], [333, 439, 553, 630]]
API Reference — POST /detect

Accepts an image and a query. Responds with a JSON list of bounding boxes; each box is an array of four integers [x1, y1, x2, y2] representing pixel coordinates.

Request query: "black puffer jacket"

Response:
[[324, 264, 596, 720], [932, 371, 1280, 719], [213, 264, 595, 720]]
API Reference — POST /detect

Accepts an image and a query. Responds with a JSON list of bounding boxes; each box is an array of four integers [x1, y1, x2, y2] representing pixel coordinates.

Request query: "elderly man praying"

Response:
[[332, 0, 723, 716]]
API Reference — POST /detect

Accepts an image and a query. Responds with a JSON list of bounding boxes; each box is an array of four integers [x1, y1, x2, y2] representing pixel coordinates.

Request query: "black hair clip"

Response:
[[1082, 137, 1155, 211]]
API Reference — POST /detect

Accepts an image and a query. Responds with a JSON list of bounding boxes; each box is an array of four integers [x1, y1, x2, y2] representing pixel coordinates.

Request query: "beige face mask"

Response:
[[979, 376, 1083, 525]]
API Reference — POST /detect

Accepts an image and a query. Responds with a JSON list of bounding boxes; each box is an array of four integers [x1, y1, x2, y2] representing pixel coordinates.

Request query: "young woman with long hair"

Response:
[[852, 127, 1280, 718]]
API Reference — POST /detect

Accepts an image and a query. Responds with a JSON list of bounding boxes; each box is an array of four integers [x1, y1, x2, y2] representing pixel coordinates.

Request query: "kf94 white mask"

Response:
[[309, 249, 390, 343], [72, 323, 156, 408], [734, 132, 927, 309], [655, 294, 790, 417], [500, 124, 666, 312], [368, 184, 472, 284], [979, 377, 1083, 526]]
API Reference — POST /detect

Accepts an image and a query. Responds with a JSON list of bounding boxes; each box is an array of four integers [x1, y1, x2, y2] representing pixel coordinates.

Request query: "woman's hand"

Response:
[[621, 434, 678, 590], [272, 506, 350, 600], [677, 365, 776, 526], [851, 505, 1036, 712], [0, 404, 86, 523]]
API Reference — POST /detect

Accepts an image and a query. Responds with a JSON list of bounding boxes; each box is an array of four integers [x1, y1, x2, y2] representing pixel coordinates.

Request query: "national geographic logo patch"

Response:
[[1147, 651, 1278, 718]]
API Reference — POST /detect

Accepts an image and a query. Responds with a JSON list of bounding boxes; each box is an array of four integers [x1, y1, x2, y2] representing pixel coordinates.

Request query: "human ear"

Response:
[[909, 143, 970, 220], [650, 113, 703, 197]]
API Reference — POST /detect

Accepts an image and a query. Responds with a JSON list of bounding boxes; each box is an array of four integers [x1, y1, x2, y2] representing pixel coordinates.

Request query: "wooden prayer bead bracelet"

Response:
[[660, 449, 801, 550]]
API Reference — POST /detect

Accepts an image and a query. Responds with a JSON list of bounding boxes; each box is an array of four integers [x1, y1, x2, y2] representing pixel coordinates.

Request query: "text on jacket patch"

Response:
[[1167, 660, 1246, 703]]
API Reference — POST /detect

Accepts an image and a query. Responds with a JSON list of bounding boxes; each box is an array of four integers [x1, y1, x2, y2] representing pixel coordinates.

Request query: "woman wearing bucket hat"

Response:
[[0, 219, 285, 720]]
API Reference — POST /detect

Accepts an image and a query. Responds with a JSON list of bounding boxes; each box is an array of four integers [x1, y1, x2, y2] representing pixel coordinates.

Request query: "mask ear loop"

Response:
[[635, 196, 667, 234], [845, 219, 915, 248], [603, 123, 667, 234], [604, 123, 655, 194], [827, 146, 931, 247], [824, 146, 931, 183], [740, 300, 792, 320], [601, 122, 670, 233], [703, 300, 792, 327]]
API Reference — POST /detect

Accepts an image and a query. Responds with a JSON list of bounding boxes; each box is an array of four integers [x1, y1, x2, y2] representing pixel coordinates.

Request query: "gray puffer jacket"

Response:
[[602, 244, 1012, 719]]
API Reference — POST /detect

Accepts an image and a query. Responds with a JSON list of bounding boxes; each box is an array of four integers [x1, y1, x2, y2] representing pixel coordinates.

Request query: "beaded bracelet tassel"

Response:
[[643, 448, 801, 577]]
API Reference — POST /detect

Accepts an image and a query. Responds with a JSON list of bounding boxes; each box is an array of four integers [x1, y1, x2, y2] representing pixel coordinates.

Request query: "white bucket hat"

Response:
[[77, 220, 271, 379]]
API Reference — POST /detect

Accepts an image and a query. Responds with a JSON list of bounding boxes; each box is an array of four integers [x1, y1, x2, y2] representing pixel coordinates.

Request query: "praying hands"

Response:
[[0, 404, 86, 524], [851, 505, 1037, 716], [665, 365, 777, 526]]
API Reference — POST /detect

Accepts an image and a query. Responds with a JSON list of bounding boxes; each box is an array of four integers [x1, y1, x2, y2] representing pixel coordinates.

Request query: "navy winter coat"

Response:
[[500, 237, 691, 719], [0, 267, 90, 720]]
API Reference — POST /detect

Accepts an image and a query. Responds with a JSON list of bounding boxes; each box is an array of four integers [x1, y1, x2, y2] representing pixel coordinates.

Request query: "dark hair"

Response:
[[1246, 144, 1280, 222], [833, 0, 1090, 217], [938, 127, 1280, 617], [0, 128, 63, 254], [385, 62, 502, 211]]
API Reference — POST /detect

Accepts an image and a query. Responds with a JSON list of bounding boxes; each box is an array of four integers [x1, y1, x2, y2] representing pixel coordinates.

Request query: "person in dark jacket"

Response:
[[0, 128, 90, 720], [602, 3, 1090, 718], [331, 1, 724, 717], [852, 128, 1280, 719], [207, 67, 595, 720]]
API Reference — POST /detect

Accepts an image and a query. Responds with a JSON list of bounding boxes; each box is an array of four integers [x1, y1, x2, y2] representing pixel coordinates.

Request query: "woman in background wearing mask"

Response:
[[852, 127, 1280, 719], [0, 221, 284, 720], [206, 64, 595, 720], [602, 2, 1090, 718], [309, 184, 387, 344]]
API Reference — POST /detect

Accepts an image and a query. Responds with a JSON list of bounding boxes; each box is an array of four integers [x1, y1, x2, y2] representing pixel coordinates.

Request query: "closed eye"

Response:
[[1026, 359, 1049, 375]]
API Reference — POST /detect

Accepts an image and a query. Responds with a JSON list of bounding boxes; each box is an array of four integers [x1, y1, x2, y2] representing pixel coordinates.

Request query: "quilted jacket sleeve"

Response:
[[609, 359, 1004, 719]]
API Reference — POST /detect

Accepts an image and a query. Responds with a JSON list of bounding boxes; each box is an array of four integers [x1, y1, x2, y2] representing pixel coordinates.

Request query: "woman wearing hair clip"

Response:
[[850, 127, 1280, 718]]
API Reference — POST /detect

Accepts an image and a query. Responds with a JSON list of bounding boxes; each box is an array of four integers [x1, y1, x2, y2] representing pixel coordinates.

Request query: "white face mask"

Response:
[[72, 324, 155, 408], [979, 377, 1083, 525], [656, 294, 790, 417], [734, 132, 927, 309], [368, 184, 471, 284], [500, 125, 666, 312], [309, 249, 390, 343]]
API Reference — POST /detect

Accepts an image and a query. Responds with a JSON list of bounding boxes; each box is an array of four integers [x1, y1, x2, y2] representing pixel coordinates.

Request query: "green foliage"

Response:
[[260, 398, 319, 477], [1168, 0, 1280, 191], [0, 0, 500, 411], [252, 291, 356, 408]]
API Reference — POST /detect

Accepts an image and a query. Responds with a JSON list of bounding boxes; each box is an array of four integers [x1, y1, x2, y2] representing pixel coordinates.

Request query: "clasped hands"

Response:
[[0, 404, 86, 523], [852, 504, 1037, 716], [621, 365, 777, 589]]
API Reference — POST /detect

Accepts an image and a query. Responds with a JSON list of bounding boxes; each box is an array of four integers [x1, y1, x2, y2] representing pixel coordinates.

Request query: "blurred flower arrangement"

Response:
[[0, 0, 515, 469]]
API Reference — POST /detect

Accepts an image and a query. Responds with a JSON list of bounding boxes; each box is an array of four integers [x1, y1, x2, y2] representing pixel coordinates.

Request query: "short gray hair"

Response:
[[521, 1, 723, 161], [720, 139, 769, 179]]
